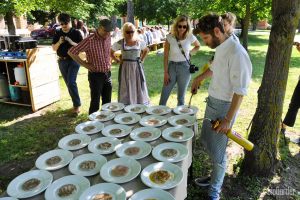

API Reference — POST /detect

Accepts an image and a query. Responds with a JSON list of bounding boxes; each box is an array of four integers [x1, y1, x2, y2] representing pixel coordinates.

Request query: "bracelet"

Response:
[[224, 116, 232, 123]]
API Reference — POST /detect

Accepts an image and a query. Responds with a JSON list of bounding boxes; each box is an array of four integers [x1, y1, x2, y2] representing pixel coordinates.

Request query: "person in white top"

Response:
[[159, 15, 200, 106], [111, 22, 150, 105], [221, 12, 239, 42], [191, 13, 252, 200]]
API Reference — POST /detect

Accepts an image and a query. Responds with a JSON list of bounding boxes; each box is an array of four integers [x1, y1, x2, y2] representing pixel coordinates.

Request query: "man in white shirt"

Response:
[[191, 13, 252, 200]]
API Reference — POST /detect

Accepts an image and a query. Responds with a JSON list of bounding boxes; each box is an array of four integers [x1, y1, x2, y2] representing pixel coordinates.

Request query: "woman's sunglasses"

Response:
[[126, 30, 135, 34], [178, 25, 187, 29], [60, 22, 68, 26]]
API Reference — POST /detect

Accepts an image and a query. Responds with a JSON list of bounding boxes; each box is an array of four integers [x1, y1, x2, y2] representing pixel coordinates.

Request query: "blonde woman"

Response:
[[159, 15, 200, 106], [221, 12, 239, 42], [111, 22, 150, 105]]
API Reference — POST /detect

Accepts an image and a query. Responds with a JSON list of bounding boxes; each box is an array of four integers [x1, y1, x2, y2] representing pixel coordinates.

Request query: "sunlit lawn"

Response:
[[0, 30, 299, 197]]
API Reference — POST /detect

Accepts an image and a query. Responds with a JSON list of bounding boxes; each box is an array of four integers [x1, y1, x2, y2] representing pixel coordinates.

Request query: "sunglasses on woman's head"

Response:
[[126, 30, 135, 34], [178, 25, 187, 29]]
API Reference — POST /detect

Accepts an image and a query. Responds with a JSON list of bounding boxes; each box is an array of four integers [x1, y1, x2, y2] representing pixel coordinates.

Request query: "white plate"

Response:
[[68, 153, 107, 176], [0, 198, 19, 200], [101, 124, 132, 138], [58, 134, 91, 151], [162, 126, 194, 142], [124, 104, 147, 114], [152, 142, 188, 163], [79, 183, 126, 200], [88, 110, 115, 122], [129, 188, 175, 200], [75, 121, 104, 134], [35, 149, 73, 171], [100, 157, 141, 184], [114, 113, 141, 125], [115, 141, 152, 160], [140, 162, 183, 190], [130, 127, 161, 142], [173, 105, 198, 115], [167, 114, 196, 127], [88, 137, 121, 154], [7, 170, 53, 199], [44, 175, 90, 200], [139, 115, 168, 127], [146, 105, 171, 115], [102, 102, 125, 112]]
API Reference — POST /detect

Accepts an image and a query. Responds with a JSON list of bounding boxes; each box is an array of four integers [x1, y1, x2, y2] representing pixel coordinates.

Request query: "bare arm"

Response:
[[190, 40, 200, 55], [68, 51, 95, 72], [140, 47, 149, 63], [216, 93, 244, 134], [191, 68, 213, 94], [52, 36, 64, 51]]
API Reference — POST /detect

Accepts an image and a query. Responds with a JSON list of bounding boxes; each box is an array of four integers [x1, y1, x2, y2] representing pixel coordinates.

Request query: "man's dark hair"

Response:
[[58, 13, 71, 23], [193, 13, 225, 35]]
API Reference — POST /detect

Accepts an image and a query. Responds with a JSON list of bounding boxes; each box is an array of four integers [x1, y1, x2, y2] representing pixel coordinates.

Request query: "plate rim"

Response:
[[88, 137, 121, 154], [167, 114, 196, 127], [114, 113, 141, 125], [145, 105, 171, 115], [152, 142, 188, 163], [75, 121, 104, 134], [130, 127, 161, 142], [129, 188, 175, 200], [35, 149, 73, 171], [139, 115, 168, 127], [68, 153, 107, 176], [124, 104, 147, 114], [101, 102, 125, 112], [7, 169, 53, 199], [101, 124, 132, 138], [88, 110, 115, 122], [115, 141, 152, 160], [173, 105, 198, 115], [58, 133, 91, 150], [162, 126, 194, 142]]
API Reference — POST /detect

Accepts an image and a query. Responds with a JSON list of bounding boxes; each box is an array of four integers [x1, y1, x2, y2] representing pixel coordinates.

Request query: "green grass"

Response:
[[0, 31, 299, 198]]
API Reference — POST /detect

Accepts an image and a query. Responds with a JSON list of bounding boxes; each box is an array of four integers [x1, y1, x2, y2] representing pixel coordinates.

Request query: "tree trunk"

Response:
[[127, 0, 134, 24], [5, 11, 16, 35], [242, 3, 251, 51], [111, 15, 117, 29], [241, 0, 300, 176]]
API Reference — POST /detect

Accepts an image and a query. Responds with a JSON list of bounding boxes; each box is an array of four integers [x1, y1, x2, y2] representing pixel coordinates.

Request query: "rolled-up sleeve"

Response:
[[229, 50, 252, 96], [69, 37, 90, 55]]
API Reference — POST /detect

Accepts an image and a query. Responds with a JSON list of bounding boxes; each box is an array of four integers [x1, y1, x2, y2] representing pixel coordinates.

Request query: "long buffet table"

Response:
[[2, 105, 198, 200]]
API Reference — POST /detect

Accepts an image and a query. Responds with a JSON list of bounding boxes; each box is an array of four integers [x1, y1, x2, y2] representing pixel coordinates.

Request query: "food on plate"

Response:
[[109, 128, 122, 135], [175, 119, 188, 125], [96, 114, 107, 120], [83, 125, 95, 132], [170, 131, 184, 139], [92, 193, 113, 200], [122, 116, 133, 122], [108, 105, 118, 110], [22, 178, 41, 191], [68, 139, 81, 146], [146, 119, 159, 125], [138, 131, 152, 138], [152, 108, 163, 114], [79, 160, 96, 170], [97, 142, 112, 150], [111, 165, 129, 177], [58, 184, 77, 197], [161, 148, 178, 158], [149, 170, 172, 184], [124, 147, 140, 156], [130, 107, 141, 112], [46, 156, 62, 166], [180, 107, 192, 113]]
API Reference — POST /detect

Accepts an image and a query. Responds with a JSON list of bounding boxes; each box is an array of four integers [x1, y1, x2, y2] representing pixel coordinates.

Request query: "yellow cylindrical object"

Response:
[[199, 63, 210, 85], [226, 130, 254, 151]]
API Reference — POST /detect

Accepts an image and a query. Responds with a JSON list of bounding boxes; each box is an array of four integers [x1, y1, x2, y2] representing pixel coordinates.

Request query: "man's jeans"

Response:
[[58, 59, 81, 108], [159, 61, 191, 106], [88, 71, 112, 114], [201, 96, 235, 200]]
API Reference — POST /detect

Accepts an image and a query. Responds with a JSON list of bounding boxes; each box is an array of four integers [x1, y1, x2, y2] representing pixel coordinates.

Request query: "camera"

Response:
[[189, 64, 199, 73]]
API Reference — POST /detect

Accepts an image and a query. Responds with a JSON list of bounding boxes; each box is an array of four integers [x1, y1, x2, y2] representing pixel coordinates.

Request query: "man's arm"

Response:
[[215, 93, 243, 133], [191, 68, 213, 94], [52, 36, 64, 51], [68, 51, 95, 72]]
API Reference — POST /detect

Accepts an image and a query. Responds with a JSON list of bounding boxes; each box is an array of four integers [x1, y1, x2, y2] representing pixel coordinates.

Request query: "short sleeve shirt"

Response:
[[166, 33, 197, 62], [52, 28, 83, 58]]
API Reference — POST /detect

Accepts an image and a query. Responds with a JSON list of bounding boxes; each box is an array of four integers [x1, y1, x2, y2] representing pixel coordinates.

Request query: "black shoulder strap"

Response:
[[176, 37, 191, 65]]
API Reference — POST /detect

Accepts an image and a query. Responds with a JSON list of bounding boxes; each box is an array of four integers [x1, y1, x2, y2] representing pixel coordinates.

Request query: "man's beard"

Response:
[[210, 34, 221, 49]]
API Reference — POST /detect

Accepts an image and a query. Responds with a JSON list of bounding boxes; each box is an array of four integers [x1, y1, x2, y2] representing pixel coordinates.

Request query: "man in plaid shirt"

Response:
[[69, 19, 114, 114]]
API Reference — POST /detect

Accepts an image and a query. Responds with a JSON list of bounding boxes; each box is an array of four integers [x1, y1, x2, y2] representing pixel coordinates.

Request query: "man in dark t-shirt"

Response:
[[52, 13, 83, 115]]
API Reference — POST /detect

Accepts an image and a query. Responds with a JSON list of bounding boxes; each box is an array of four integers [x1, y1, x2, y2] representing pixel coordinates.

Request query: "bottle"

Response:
[[210, 119, 254, 151]]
